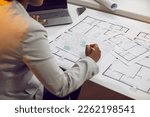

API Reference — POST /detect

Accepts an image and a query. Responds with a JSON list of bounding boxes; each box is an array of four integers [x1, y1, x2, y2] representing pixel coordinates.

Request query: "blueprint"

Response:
[[49, 10, 150, 99], [102, 55, 150, 94]]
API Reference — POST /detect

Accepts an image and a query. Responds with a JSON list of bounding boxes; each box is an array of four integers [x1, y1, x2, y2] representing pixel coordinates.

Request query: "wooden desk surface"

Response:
[[78, 80, 132, 100]]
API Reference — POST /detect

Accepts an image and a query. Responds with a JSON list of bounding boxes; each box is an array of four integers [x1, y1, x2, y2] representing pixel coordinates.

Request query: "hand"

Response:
[[31, 15, 47, 25], [85, 44, 101, 62]]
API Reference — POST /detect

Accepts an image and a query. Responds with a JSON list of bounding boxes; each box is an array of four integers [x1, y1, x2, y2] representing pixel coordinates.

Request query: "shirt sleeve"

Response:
[[22, 20, 99, 97]]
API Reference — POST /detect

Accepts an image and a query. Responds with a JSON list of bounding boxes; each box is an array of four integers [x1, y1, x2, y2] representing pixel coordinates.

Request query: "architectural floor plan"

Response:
[[102, 55, 150, 94], [49, 10, 150, 99]]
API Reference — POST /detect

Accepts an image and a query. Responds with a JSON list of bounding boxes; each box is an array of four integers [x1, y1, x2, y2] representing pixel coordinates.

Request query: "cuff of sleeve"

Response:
[[84, 56, 99, 78]]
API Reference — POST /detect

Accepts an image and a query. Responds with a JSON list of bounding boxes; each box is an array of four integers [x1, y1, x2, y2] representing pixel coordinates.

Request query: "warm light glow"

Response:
[[0, 0, 10, 5], [0, 2, 28, 54]]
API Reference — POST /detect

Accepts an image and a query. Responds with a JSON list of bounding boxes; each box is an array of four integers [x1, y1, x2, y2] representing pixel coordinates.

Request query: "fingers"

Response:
[[40, 19, 47, 25], [86, 44, 98, 50], [89, 44, 99, 52], [85, 44, 101, 62], [32, 15, 40, 21], [31, 15, 47, 25], [85, 45, 92, 56], [86, 44, 99, 56]]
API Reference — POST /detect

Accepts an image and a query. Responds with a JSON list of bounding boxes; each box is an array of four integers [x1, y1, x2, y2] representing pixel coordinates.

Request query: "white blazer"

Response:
[[0, 1, 99, 99]]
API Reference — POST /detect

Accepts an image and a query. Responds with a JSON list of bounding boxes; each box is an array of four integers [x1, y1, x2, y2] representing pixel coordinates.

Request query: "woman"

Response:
[[0, 0, 101, 99]]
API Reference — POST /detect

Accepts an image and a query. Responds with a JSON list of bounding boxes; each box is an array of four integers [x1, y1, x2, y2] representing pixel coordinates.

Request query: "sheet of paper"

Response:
[[48, 9, 150, 99]]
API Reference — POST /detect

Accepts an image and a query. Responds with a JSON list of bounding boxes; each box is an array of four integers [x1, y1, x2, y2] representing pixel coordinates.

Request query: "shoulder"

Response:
[[12, 0, 48, 38], [27, 17, 47, 36]]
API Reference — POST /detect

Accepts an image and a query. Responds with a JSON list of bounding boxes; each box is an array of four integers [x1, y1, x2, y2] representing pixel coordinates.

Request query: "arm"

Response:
[[22, 21, 99, 97]]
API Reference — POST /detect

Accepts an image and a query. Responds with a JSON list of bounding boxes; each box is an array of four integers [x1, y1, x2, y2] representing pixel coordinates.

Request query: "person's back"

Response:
[[0, 1, 43, 99], [0, 0, 101, 100]]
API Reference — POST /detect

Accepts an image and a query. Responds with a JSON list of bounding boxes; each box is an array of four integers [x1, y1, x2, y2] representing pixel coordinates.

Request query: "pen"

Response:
[[89, 44, 96, 51]]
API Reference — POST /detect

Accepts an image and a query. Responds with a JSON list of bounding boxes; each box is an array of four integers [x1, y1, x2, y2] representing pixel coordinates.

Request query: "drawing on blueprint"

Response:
[[69, 16, 129, 35], [49, 16, 130, 64], [108, 34, 149, 63], [49, 14, 150, 97], [102, 55, 150, 94], [134, 32, 150, 49], [49, 16, 150, 66], [100, 31, 150, 95]]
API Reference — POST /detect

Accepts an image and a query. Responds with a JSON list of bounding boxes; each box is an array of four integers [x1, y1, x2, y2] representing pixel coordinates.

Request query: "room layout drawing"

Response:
[[102, 54, 150, 94], [49, 16, 130, 65], [109, 34, 149, 64], [49, 13, 150, 98], [49, 16, 150, 66], [134, 32, 150, 49]]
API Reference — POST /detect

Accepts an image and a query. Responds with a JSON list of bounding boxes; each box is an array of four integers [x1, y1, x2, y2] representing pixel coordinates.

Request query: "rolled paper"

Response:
[[95, 0, 118, 11]]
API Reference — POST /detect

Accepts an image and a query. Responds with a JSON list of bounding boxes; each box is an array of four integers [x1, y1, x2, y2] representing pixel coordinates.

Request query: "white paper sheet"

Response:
[[48, 9, 150, 99]]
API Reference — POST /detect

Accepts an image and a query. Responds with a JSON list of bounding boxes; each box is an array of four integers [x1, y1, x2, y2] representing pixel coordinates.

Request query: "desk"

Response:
[[46, 4, 136, 100], [78, 80, 132, 100], [68, 0, 150, 24]]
